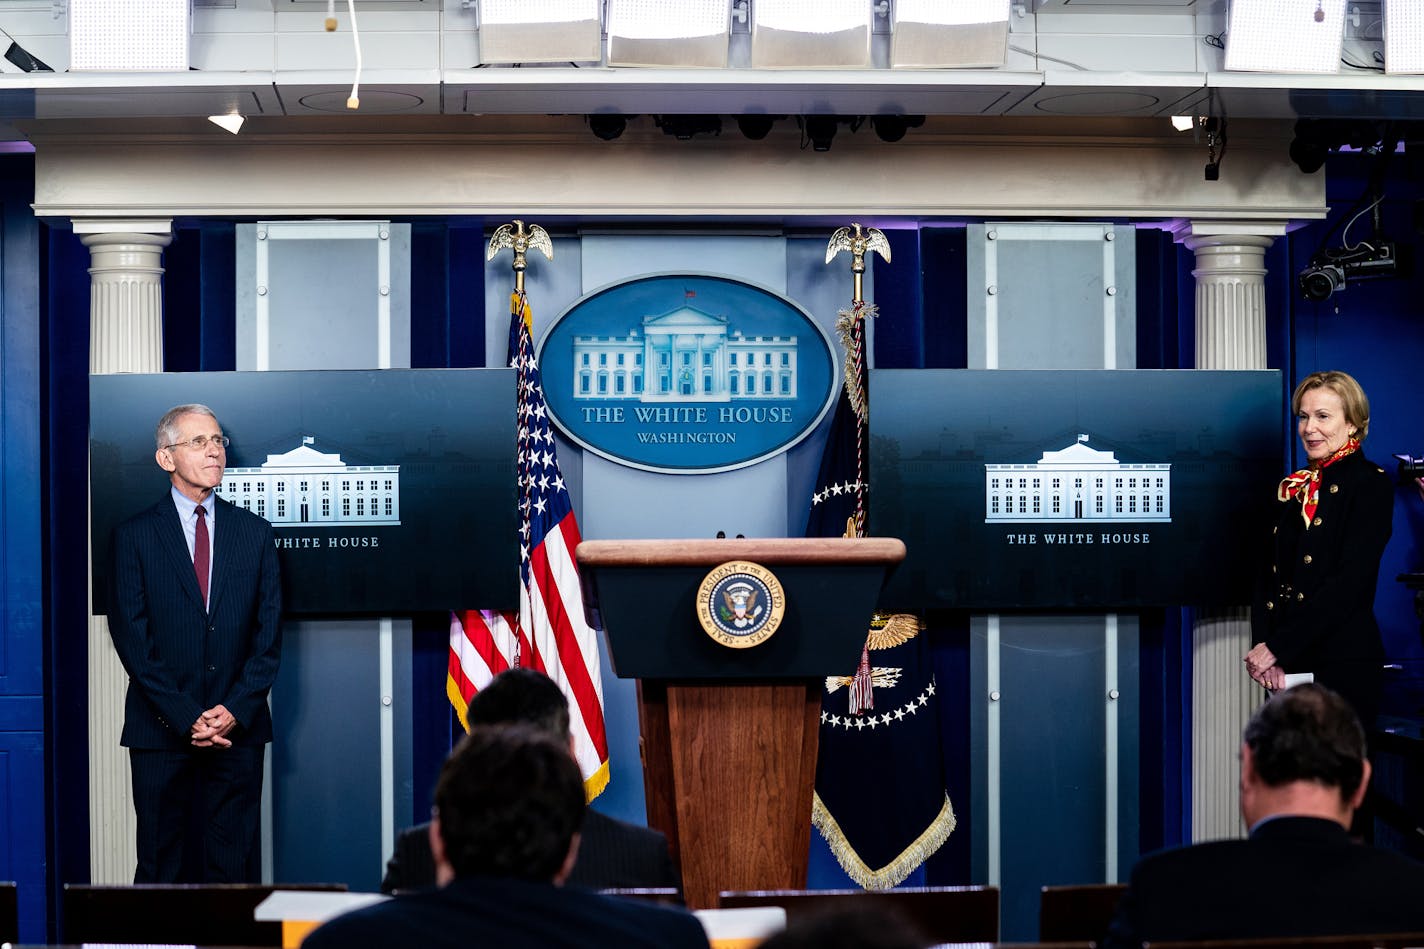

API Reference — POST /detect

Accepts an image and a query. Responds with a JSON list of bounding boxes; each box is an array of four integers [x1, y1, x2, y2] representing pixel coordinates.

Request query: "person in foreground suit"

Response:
[[107, 403, 282, 883], [1102, 683, 1424, 949], [306, 725, 709, 949], [381, 667, 681, 896]]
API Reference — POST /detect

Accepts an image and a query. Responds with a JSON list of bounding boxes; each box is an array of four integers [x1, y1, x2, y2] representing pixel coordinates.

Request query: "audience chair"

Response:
[[1039, 882, 1127, 942], [1146, 933, 1424, 949], [600, 886, 684, 905], [1, 881, 17, 945], [717, 885, 999, 944], [63, 882, 347, 947]]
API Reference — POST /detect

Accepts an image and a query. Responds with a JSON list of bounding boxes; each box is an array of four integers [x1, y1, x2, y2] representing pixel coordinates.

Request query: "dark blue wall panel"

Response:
[[1, 155, 48, 943]]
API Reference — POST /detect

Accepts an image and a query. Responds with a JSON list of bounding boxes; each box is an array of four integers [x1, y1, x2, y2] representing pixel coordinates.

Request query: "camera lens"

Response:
[[1299, 266, 1339, 301]]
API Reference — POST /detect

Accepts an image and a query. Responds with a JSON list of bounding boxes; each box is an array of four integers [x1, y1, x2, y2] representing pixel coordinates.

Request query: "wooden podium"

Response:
[[576, 537, 906, 909]]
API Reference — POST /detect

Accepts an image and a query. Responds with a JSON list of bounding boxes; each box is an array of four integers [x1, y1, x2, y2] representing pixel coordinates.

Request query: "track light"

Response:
[[870, 115, 924, 143], [588, 115, 629, 141], [655, 115, 722, 141], [1203, 117, 1227, 181], [736, 115, 777, 140], [802, 116, 840, 152]]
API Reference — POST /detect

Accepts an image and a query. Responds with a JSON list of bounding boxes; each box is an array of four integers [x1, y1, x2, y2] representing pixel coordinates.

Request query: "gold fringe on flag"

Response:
[[811, 791, 957, 890]]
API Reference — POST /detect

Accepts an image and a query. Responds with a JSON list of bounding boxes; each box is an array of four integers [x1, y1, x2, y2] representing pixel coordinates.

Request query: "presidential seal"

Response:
[[696, 560, 785, 650]]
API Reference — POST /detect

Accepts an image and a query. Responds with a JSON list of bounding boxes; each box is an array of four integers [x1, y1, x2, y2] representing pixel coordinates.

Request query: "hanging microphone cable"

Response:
[[346, 0, 362, 109]]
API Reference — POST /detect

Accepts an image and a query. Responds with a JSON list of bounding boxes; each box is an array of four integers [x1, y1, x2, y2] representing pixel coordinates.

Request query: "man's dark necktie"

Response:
[[194, 505, 209, 609]]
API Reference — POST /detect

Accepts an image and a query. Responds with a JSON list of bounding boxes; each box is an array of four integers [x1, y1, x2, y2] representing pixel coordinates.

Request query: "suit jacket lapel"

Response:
[[208, 496, 239, 614], [154, 496, 206, 610]]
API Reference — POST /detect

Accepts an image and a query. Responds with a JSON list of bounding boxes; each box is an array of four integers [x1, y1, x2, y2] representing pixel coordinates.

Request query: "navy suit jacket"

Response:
[[1102, 816, 1424, 949], [381, 811, 682, 895], [108, 493, 282, 749], [306, 876, 709, 949]]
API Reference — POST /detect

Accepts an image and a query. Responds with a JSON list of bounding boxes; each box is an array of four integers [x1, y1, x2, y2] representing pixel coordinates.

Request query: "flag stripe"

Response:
[[448, 283, 610, 800]]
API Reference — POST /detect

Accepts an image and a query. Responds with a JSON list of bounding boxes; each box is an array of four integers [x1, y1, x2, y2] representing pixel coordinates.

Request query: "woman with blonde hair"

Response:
[[1245, 370, 1394, 732]]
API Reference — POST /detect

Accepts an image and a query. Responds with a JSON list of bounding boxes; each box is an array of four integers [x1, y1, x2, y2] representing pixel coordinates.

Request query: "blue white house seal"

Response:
[[536, 273, 838, 474], [696, 560, 785, 649]]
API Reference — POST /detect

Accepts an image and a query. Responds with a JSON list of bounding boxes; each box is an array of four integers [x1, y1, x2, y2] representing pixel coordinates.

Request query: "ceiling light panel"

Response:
[[70, 0, 189, 71], [891, 0, 1011, 68], [1224, 0, 1346, 73], [752, 0, 872, 69], [1385, 0, 1424, 74], [479, 0, 602, 65], [607, 0, 731, 67]]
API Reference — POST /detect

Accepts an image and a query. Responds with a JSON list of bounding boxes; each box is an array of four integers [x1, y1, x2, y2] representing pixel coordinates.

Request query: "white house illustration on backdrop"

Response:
[[571, 303, 799, 402], [984, 435, 1171, 524], [214, 436, 401, 527]]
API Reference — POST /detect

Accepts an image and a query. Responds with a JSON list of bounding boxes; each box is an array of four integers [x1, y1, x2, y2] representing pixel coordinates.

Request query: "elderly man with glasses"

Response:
[[107, 403, 282, 883]]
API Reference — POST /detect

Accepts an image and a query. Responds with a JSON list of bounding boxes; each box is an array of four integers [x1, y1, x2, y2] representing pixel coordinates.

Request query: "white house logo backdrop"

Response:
[[215, 435, 401, 528], [537, 274, 839, 473], [984, 434, 1171, 524]]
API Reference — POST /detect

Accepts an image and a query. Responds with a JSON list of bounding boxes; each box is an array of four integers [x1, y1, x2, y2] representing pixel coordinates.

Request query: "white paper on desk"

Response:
[[1282, 672, 1315, 688]]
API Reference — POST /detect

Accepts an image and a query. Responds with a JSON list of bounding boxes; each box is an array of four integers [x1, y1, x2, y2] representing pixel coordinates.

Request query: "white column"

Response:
[[1176, 223, 1282, 843], [80, 219, 173, 884]]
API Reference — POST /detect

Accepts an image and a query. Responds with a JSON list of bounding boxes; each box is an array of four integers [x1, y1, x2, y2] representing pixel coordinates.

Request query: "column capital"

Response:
[[73, 218, 172, 240], [1165, 218, 1292, 251]]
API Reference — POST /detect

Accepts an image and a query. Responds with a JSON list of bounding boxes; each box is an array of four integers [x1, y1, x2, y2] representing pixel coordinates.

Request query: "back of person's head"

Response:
[[1243, 684, 1366, 800], [757, 907, 930, 949], [433, 723, 585, 882], [465, 668, 571, 741]]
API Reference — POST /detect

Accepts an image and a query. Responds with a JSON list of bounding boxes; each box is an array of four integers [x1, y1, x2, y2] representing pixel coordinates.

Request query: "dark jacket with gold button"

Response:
[[1251, 450, 1393, 683]]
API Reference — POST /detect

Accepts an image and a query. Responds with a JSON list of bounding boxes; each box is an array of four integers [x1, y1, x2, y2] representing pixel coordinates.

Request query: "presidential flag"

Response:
[[448, 289, 610, 799], [807, 300, 954, 887]]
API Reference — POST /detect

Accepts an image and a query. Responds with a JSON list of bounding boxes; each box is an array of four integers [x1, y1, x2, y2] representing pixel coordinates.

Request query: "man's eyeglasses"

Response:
[[165, 435, 230, 452]]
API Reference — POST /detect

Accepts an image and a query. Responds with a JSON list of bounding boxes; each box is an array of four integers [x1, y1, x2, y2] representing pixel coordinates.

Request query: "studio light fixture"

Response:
[[870, 115, 925, 143], [479, 0, 602, 65], [1223, 0, 1345, 73], [70, 0, 189, 71], [1170, 115, 1197, 132], [1384, 0, 1424, 74], [207, 113, 245, 135], [801, 116, 841, 152], [751, 0, 872, 69], [736, 115, 778, 140], [607, 0, 730, 68], [655, 115, 722, 141], [890, 0, 1011, 69], [588, 114, 629, 141]]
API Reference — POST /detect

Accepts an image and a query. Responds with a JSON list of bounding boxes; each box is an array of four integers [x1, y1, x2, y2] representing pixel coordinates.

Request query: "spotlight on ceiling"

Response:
[[752, 0, 872, 68], [802, 116, 840, 152], [588, 114, 629, 141], [870, 115, 925, 143], [655, 115, 723, 141], [1384, 0, 1424, 73], [478, 0, 602, 64], [1224, 0, 1345, 73], [607, 0, 731, 67], [890, 0, 1011, 68], [736, 115, 778, 140], [1170, 115, 1197, 132], [1288, 118, 1393, 174], [207, 114, 245, 135]]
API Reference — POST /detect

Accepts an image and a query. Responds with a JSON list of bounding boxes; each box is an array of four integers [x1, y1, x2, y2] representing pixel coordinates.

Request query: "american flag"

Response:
[[448, 290, 610, 799]]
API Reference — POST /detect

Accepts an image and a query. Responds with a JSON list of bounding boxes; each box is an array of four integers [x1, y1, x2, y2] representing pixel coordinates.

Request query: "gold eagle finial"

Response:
[[487, 220, 554, 293], [826, 223, 891, 305]]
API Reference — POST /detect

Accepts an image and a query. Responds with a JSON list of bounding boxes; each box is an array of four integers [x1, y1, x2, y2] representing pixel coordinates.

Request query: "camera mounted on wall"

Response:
[[1298, 241, 1399, 301]]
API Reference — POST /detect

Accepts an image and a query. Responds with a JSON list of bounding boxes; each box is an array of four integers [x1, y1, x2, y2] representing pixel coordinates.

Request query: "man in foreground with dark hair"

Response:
[[1103, 683, 1424, 948], [304, 725, 708, 949], [381, 668, 680, 895]]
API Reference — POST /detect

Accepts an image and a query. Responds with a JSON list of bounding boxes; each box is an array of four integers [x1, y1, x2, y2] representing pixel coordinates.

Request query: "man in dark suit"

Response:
[[107, 403, 282, 883], [306, 725, 708, 949], [381, 668, 681, 896], [1103, 683, 1424, 948]]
